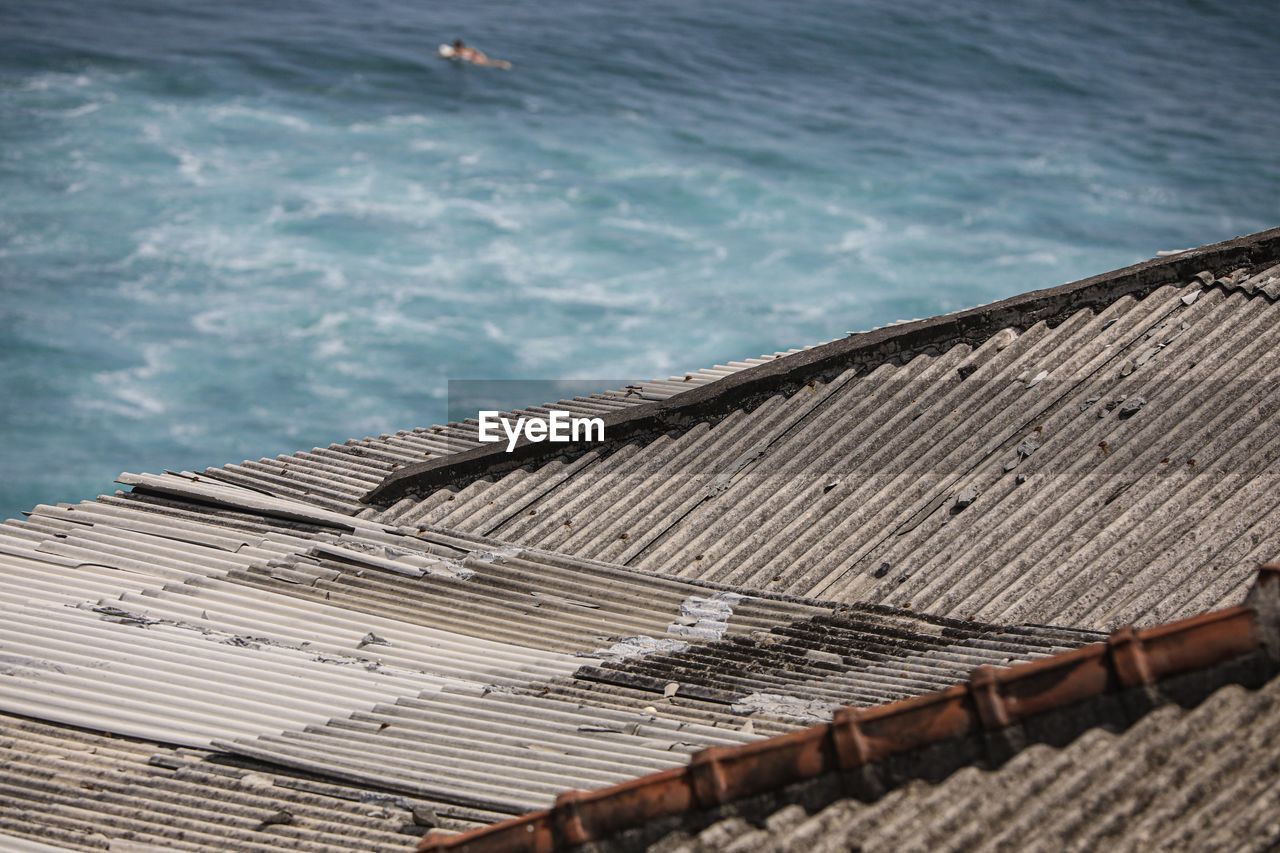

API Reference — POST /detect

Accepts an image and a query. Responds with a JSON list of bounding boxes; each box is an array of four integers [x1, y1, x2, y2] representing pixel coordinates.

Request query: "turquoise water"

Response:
[[1, 0, 1277, 518]]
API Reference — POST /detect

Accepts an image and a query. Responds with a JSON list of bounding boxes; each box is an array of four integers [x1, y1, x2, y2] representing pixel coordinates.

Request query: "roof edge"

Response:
[[419, 564, 1280, 852], [367, 226, 1280, 505]]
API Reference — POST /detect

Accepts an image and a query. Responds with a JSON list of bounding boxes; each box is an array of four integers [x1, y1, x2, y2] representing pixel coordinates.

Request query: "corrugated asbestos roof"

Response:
[[0, 712, 450, 849], [369, 247, 1280, 631], [572, 610, 1098, 721], [421, 566, 1280, 852], [3, 228, 1279, 849], [0, 470, 1092, 847], [640, 672, 1280, 853]]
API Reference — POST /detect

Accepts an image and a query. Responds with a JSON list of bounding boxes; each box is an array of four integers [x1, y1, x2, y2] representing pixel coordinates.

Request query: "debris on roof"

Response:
[[0, 477, 1093, 842], [419, 565, 1280, 852], [572, 607, 1099, 721]]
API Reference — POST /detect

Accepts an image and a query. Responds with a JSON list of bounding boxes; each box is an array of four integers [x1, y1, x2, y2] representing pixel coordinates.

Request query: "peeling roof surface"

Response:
[[423, 568, 1280, 852], [0, 473, 1088, 846], [2, 229, 1279, 850]]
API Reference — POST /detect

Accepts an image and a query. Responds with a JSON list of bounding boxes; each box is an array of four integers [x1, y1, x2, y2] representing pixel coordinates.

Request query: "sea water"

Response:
[[1, 0, 1277, 517]]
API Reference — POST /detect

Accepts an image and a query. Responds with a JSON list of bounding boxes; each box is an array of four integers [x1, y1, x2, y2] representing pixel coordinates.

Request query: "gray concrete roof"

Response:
[[192, 349, 804, 514], [370, 227, 1280, 501], [0, 711, 452, 849]]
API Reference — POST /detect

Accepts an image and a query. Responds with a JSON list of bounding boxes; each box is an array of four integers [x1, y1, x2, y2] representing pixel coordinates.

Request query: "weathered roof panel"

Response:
[[420, 567, 1280, 852], [377, 266, 1280, 630], [0, 711, 480, 850], [640, 673, 1280, 853], [573, 609, 1099, 719], [0, 479, 1094, 834], [5, 228, 1280, 849], [370, 228, 1280, 503], [191, 352, 804, 515]]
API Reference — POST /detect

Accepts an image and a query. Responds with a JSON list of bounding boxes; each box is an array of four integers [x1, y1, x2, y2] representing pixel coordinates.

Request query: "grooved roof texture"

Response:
[[372, 256, 1280, 631], [2, 228, 1279, 850], [0, 712, 446, 850], [422, 568, 1280, 852], [0, 470, 1088, 846], [573, 610, 1098, 719], [641, 672, 1280, 853]]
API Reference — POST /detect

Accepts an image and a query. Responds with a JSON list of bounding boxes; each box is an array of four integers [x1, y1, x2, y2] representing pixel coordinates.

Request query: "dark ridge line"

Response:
[[366, 226, 1280, 506]]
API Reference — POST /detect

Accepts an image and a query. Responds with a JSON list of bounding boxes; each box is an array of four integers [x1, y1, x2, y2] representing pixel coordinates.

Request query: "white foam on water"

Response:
[[57, 102, 102, 119], [208, 103, 314, 132], [313, 338, 349, 360], [348, 114, 433, 132], [18, 71, 94, 92], [993, 250, 1060, 267], [523, 280, 658, 310], [191, 308, 236, 336], [827, 213, 888, 256], [86, 344, 173, 419]]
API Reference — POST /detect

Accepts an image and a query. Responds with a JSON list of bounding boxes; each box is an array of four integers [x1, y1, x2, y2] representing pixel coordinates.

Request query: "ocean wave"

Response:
[[17, 71, 94, 92], [992, 250, 1060, 267], [54, 102, 102, 119], [348, 113, 433, 132]]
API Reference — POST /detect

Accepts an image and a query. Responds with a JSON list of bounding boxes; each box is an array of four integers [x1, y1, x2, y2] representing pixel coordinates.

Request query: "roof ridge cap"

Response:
[[369, 226, 1280, 505]]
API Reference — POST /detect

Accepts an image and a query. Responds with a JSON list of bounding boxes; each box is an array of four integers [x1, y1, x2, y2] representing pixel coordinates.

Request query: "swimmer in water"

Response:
[[442, 39, 512, 70]]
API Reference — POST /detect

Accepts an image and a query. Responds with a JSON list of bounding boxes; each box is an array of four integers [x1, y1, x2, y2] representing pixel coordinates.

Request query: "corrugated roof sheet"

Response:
[[572, 608, 1098, 720], [0, 711, 480, 850], [641, 673, 1280, 853], [421, 567, 1280, 852], [0, 473, 1092, 836], [375, 260, 1280, 631], [214, 606, 1096, 814]]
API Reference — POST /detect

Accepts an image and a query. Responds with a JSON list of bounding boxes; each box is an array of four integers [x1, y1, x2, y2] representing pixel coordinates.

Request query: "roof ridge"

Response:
[[420, 564, 1280, 852], [154, 350, 795, 519], [367, 227, 1280, 506]]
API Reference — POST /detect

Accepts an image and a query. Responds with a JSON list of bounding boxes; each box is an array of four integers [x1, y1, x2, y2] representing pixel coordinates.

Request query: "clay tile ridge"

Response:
[[419, 564, 1280, 853]]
